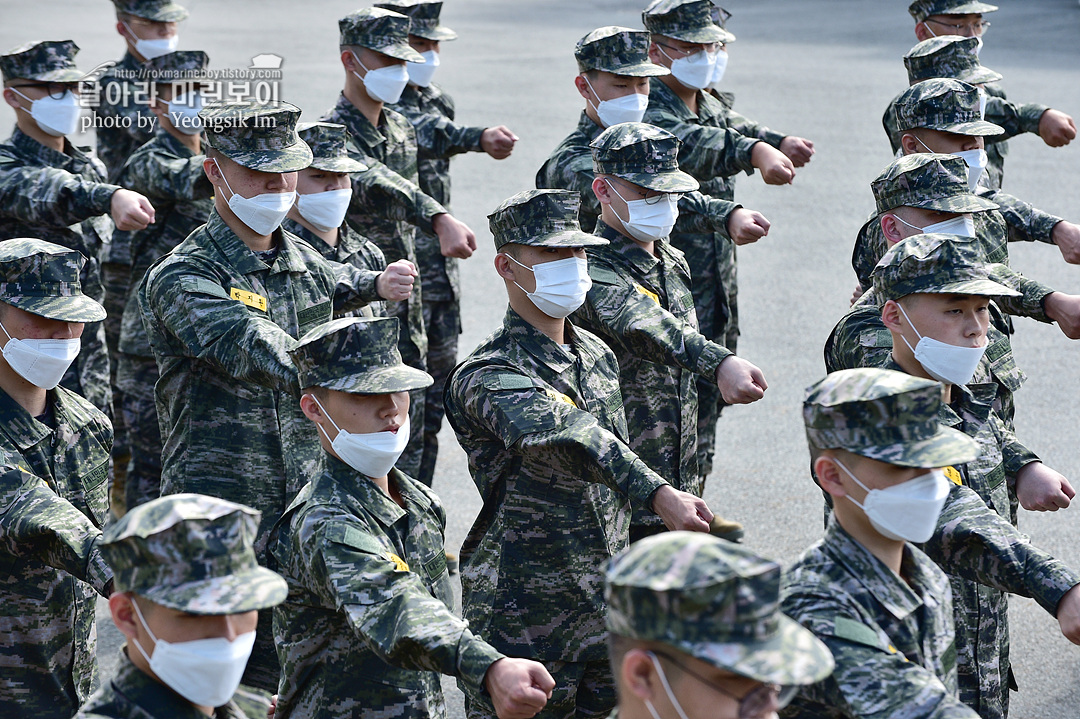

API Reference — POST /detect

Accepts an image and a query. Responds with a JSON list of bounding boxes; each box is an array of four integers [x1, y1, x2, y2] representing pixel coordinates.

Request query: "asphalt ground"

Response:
[[2, 0, 1078, 716]]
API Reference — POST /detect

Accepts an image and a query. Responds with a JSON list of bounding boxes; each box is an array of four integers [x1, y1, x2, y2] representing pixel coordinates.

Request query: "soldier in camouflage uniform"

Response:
[[324, 7, 481, 480], [855, 235, 1078, 717], [783, 367, 1080, 718], [78, 494, 288, 719], [377, 0, 518, 487], [570, 122, 767, 542], [535, 25, 772, 248], [270, 316, 553, 719], [445, 188, 715, 719], [641, 0, 805, 480], [112, 49, 214, 513], [283, 121, 387, 319], [0, 239, 115, 719], [0, 40, 156, 417], [94, 0, 188, 180], [605, 533, 833, 719], [138, 100, 414, 693], [908, 0, 1076, 190]]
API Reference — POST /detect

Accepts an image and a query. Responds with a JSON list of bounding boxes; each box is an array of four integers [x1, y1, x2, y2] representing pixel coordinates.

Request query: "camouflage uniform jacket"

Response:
[[115, 130, 214, 359], [270, 458, 502, 719], [883, 84, 1049, 190], [571, 219, 731, 528], [0, 385, 114, 719], [780, 519, 975, 718], [445, 307, 669, 662], [138, 209, 380, 559], [282, 217, 387, 318], [75, 648, 250, 719], [534, 110, 741, 235], [389, 82, 483, 303], [323, 94, 441, 357], [93, 51, 157, 182], [710, 90, 787, 149]]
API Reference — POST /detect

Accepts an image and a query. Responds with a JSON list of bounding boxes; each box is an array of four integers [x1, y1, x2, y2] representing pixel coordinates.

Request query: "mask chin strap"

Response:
[[645, 652, 692, 719], [0, 319, 13, 349], [833, 458, 873, 511], [581, 74, 602, 118], [893, 301, 925, 356], [211, 158, 238, 201], [129, 597, 159, 664], [307, 393, 343, 443]]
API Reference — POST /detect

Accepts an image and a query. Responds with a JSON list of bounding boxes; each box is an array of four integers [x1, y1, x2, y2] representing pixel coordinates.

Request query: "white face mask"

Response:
[[130, 598, 254, 709], [351, 51, 410, 104], [606, 180, 680, 243], [659, 44, 717, 90], [953, 148, 988, 191], [891, 212, 976, 240], [582, 75, 648, 128], [311, 394, 410, 478], [296, 188, 352, 232], [13, 88, 82, 137], [896, 301, 986, 386], [167, 91, 203, 136], [836, 460, 950, 543], [0, 319, 80, 390], [705, 47, 729, 89], [124, 23, 179, 60], [407, 50, 440, 88], [213, 158, 295, 236], [504, 254, 591, 319]]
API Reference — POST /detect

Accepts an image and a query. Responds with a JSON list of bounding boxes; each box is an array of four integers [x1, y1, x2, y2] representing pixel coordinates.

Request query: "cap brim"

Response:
[[685, 614, 835, 686], [371, 42, 425, 63], [909, 277, 1021, 298], [936, 2, 999, 15], [930, 119, 1004, 136], [853, 424, 979, 468], [617, 169, 699, 193], [318, 364, 434, 395], [411, 27, 457, 42], [310, 156, 368, 173], [132, 3, 190, 22], [34, 68, 84, 83], [957, 67, 1002, 85], [521, 229, 609, 248], [663, 25, 734, 44], [226, 140, 314, 173], [8, 295, 107, 323], [907, 192, 998, 214], [142, 565, 288, 615], [598, 61, 670, 78]]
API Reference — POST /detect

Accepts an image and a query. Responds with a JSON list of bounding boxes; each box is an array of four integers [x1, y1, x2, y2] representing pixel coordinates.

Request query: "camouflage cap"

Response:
[[141, 49, 211, 84], [804, 368, 979, 467], [200, 101, 313, 173], [101, 493, 287, 615], [374, 0, 457, 41], [872, 232, 1020, 301], [574, 27, 669, 77], [591, 122, 699, 193], [113, 0, 189, 22], [290, 317, 433, 394], [893, 78, 1003, 136], [488, 189, 609, 250], [909, 0, 997, 23], [606, 532, 834, 686], [904, 36, 1001, 86], [297, 121, 368, 173], [0, 40, 83, 83], [339, 8, 424, 63], [0, 239, 105, 323], [871, 153, 997, 215], [643, 0, 735, 45], [709, 4, 736, 43]]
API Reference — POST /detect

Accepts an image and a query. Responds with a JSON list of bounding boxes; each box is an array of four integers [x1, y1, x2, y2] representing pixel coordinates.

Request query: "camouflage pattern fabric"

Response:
[[908, 0, 998, 24], [322, 95, 434, 476], [780, 520, 974, 718], [0, 238, 106, 321], [893, 79, 1003, 139], [445, 307, 669, 666], [282, 218, 387, 318], [466, 660, 614, 719], [573, 26, 670, 77], [904, 36, 1001, 86], [112, 0, 189, 23], [270, 461, 502, 719], [0, 128, 114, 414], [297, 121, 368, 174], [589, 121, 698, 192], [0, 40, 85, 83], [869, 232, 1018, 302], [0, 385, 114, 719], [607, 531, 834, 686], [572, 220, 731, 535], [93, 52, 157, 182], [978, 82, 1049, 190], [417, 298, 458, 486], [113, 129, 213, 509], [488, 188, 609, 250], [138, 209, 381, 691], [201, 102, 312, 173], [339, 8, 424, 62], [374, 0, 458, 42], [869, 153, 997, 217], [75, 649, 252, 719], [642, 0, 736, 45]]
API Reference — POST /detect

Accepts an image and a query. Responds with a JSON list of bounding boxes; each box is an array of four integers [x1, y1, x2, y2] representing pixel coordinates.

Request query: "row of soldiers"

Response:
[[1, 0, 1079, 718]]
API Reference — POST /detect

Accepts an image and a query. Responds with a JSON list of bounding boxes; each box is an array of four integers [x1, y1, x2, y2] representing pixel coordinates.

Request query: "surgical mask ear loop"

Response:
[[834, 459, 874, 511], [129, 597, 159, 664], [645, 652, 692, 719], [212, 158, 237, 200], [501, 252, 536, 296], [308, 393, 343, 443], [893, 301, 925, 356]]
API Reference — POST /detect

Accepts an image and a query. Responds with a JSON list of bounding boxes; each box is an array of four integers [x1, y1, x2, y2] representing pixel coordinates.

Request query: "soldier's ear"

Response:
[[647, 41, 666, 66], [494, 252, 516, 281], [592, 176, 613, 205], [899, 133, 921, 155], [914, 22, 933, 42], [574, 75, 591, 101], [2, 88, 23, 110], [880, 214, 905, 245], [620, 649, 660, 702], [881, 299, 904, 333], [108, 593, 140, 642], [814, 455, 847, 499], [299, 393, 324, 423]]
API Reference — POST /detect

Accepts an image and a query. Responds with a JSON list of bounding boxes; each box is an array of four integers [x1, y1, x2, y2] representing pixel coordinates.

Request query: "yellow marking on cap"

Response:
[[386, 552, 410, 572], [544, 387, 578, 408], [943, 466, 962, 485], [635, 283, 660, 305], [230, 287, 267, 312]]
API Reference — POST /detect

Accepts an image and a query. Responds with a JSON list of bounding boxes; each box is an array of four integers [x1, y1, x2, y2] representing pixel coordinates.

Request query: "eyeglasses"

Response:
[[925, 18, 991, 36], [650, 651, 797, 719], [607, 177, 673, 206], [655, 41, 723, 58], [9, 82, 77, 100]]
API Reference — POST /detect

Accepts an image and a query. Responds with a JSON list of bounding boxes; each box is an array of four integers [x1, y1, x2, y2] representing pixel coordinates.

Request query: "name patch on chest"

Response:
[[230, 287, 267, 312]]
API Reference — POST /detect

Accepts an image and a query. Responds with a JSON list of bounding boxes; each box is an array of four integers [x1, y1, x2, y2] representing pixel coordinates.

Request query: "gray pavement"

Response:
[[3, 0, 1079, 716]]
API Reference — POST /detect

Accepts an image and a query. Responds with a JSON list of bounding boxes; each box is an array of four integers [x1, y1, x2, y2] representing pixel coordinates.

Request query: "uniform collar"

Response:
[[650, 78, 722, 122], [0, 386, 52, 452], [331, 93, 385, 154], [111, 647, 245, 718], [153, 128, 197, 158], [824, 519, 926, 621], [594, 218, 661, 274], [576, 109, 606, 140], [326, 454, 431, 528], [11, 127, 82, 168], [204, 209, 310, 276], [281, 217, 364, 259], [503, 305, 584, 375]]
